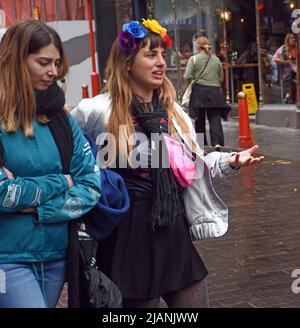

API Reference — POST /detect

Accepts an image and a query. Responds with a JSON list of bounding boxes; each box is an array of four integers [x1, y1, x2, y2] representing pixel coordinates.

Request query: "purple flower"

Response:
[[118, 31, 136, 53], [123, 21, 148, 39]]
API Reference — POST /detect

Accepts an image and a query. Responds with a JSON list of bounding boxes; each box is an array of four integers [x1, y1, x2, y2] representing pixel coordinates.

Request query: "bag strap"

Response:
[[0, 110, 80, 307], [48, 111, 73, 174], [0, 140, 4, 167], [192, 54, 211, 84]]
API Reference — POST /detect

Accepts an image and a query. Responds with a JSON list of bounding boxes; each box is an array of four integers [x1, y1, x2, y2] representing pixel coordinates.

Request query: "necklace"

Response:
[[135, 94, 153, 112]]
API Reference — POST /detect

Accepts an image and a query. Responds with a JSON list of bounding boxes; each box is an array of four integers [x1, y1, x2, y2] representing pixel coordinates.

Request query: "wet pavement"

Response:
[[58, 118, 300, 308], [193, 118, 300, 308]]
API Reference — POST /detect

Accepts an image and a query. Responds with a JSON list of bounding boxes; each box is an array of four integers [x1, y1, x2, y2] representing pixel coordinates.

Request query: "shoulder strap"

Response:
[[0, 110, 77, 307], [0, 140, 4, 167], [48, 111, 74, 174], [193, 54, 211, 82], [48, 111, 78, 308]]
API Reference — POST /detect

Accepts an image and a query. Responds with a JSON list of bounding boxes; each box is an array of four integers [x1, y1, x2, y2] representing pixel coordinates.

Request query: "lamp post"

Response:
[[12, 0, 17, 21], [171, 0, 182, 101], [30, 0, 39, 19], [87, 0, 100, 96], [296, 0, 300, 109], [42, 0, 48, 21], [195, 0, 201, 37], [255, 0, 264, 107], [147, 0, 155, 18], [221, 0, 230, 104]]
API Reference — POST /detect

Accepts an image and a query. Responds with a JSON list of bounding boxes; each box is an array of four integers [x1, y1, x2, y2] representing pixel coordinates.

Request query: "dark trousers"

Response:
[[194, 108, 224, 146]]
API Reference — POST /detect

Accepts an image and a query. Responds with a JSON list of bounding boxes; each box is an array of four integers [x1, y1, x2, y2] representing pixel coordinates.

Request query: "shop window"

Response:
[[258, 0, 297, 104], [0, 8, 5, 27], [153, 0, 225, 99], [0, 0, 88, 27], [115, 0, 133, 31]]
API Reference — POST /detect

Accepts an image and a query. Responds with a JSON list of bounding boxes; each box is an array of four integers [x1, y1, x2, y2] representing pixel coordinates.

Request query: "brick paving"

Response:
[[196, 119, 300, 308], [197, 156, 300, 308], [58, 119, 300, 308]]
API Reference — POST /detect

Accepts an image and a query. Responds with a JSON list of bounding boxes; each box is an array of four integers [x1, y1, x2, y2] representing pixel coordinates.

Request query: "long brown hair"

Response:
[[284, 33, 296, 50], [0, 19, 68, 136], [103, 32, 194, 165]]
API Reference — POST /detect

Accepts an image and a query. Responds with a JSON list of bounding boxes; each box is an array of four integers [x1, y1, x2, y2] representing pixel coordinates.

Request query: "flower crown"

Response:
[[117, 19, 172, 54]]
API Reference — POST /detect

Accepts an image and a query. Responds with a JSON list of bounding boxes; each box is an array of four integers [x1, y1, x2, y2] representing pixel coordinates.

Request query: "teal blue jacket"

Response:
[[0, 114, 101, 263]]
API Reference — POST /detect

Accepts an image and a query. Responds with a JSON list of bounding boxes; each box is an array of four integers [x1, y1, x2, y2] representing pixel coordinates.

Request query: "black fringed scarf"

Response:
[[35, 81, 65, 117], [131, 95, 183, 230], [35, 82, 73, 171], [36, 83, 79, 308]]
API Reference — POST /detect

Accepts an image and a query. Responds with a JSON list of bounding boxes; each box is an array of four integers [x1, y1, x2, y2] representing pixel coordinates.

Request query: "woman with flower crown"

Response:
[[72, 19, 264, 308]]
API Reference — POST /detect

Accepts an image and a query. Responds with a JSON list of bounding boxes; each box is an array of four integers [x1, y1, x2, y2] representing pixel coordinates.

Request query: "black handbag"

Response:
[[67, 220, 122, 308], [77, 223, 122, 308]]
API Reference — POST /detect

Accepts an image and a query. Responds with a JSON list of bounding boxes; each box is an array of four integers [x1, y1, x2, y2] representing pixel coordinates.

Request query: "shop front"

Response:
[[0, 0, 95, 106], [150, 0, 299, 108], [1, 0, 299, 110]]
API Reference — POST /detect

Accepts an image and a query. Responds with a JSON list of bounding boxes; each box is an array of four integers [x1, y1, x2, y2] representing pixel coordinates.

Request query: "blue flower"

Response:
[[123, 21, 148, 39]]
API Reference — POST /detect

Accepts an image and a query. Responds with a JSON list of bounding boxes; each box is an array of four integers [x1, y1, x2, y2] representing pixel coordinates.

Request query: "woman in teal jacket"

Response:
[[0, 20, 101, 308]]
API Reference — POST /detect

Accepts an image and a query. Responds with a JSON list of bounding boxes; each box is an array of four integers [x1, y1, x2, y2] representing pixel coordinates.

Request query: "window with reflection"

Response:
[[152, 0, 297, 105], [153, 0, 225, 98], [0, 0, 88, 26], [258, 0, 297, 104], [115, 0, 133, 31]]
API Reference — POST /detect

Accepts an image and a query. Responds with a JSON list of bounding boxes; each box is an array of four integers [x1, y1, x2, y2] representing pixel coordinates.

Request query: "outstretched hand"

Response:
[[228, 145, 264, 168]]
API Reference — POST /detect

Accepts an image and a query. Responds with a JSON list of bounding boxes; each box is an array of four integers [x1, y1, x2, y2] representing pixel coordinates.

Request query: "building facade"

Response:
[[0, 0, 298, 107]]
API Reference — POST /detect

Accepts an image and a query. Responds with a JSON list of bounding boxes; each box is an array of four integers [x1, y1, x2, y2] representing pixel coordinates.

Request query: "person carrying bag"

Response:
[[182, 54, 211, 109], [185, 37, 231, 151]]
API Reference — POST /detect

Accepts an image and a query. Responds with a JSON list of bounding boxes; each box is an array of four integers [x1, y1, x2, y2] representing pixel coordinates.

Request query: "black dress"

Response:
[[97, 112, 208, 300], [98, 188, 208, 300]]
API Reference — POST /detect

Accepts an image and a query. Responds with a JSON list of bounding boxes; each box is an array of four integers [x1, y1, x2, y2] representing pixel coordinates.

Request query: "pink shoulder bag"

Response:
[[164, 136, 196, 188]]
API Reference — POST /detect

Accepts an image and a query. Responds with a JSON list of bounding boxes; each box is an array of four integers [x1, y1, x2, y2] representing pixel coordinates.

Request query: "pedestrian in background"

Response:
[[273, 33, 297, 104], [185, 36, 230, 151], [0, 19, 100, 308], [72, 19, 264, 308]]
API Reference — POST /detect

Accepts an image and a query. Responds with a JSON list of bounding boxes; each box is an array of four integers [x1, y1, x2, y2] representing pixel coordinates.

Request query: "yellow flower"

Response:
[[142, 18, 167, 39]]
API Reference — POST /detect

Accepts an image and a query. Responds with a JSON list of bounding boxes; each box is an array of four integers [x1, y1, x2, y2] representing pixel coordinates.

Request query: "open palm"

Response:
[[228, 145, 264, 168]]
